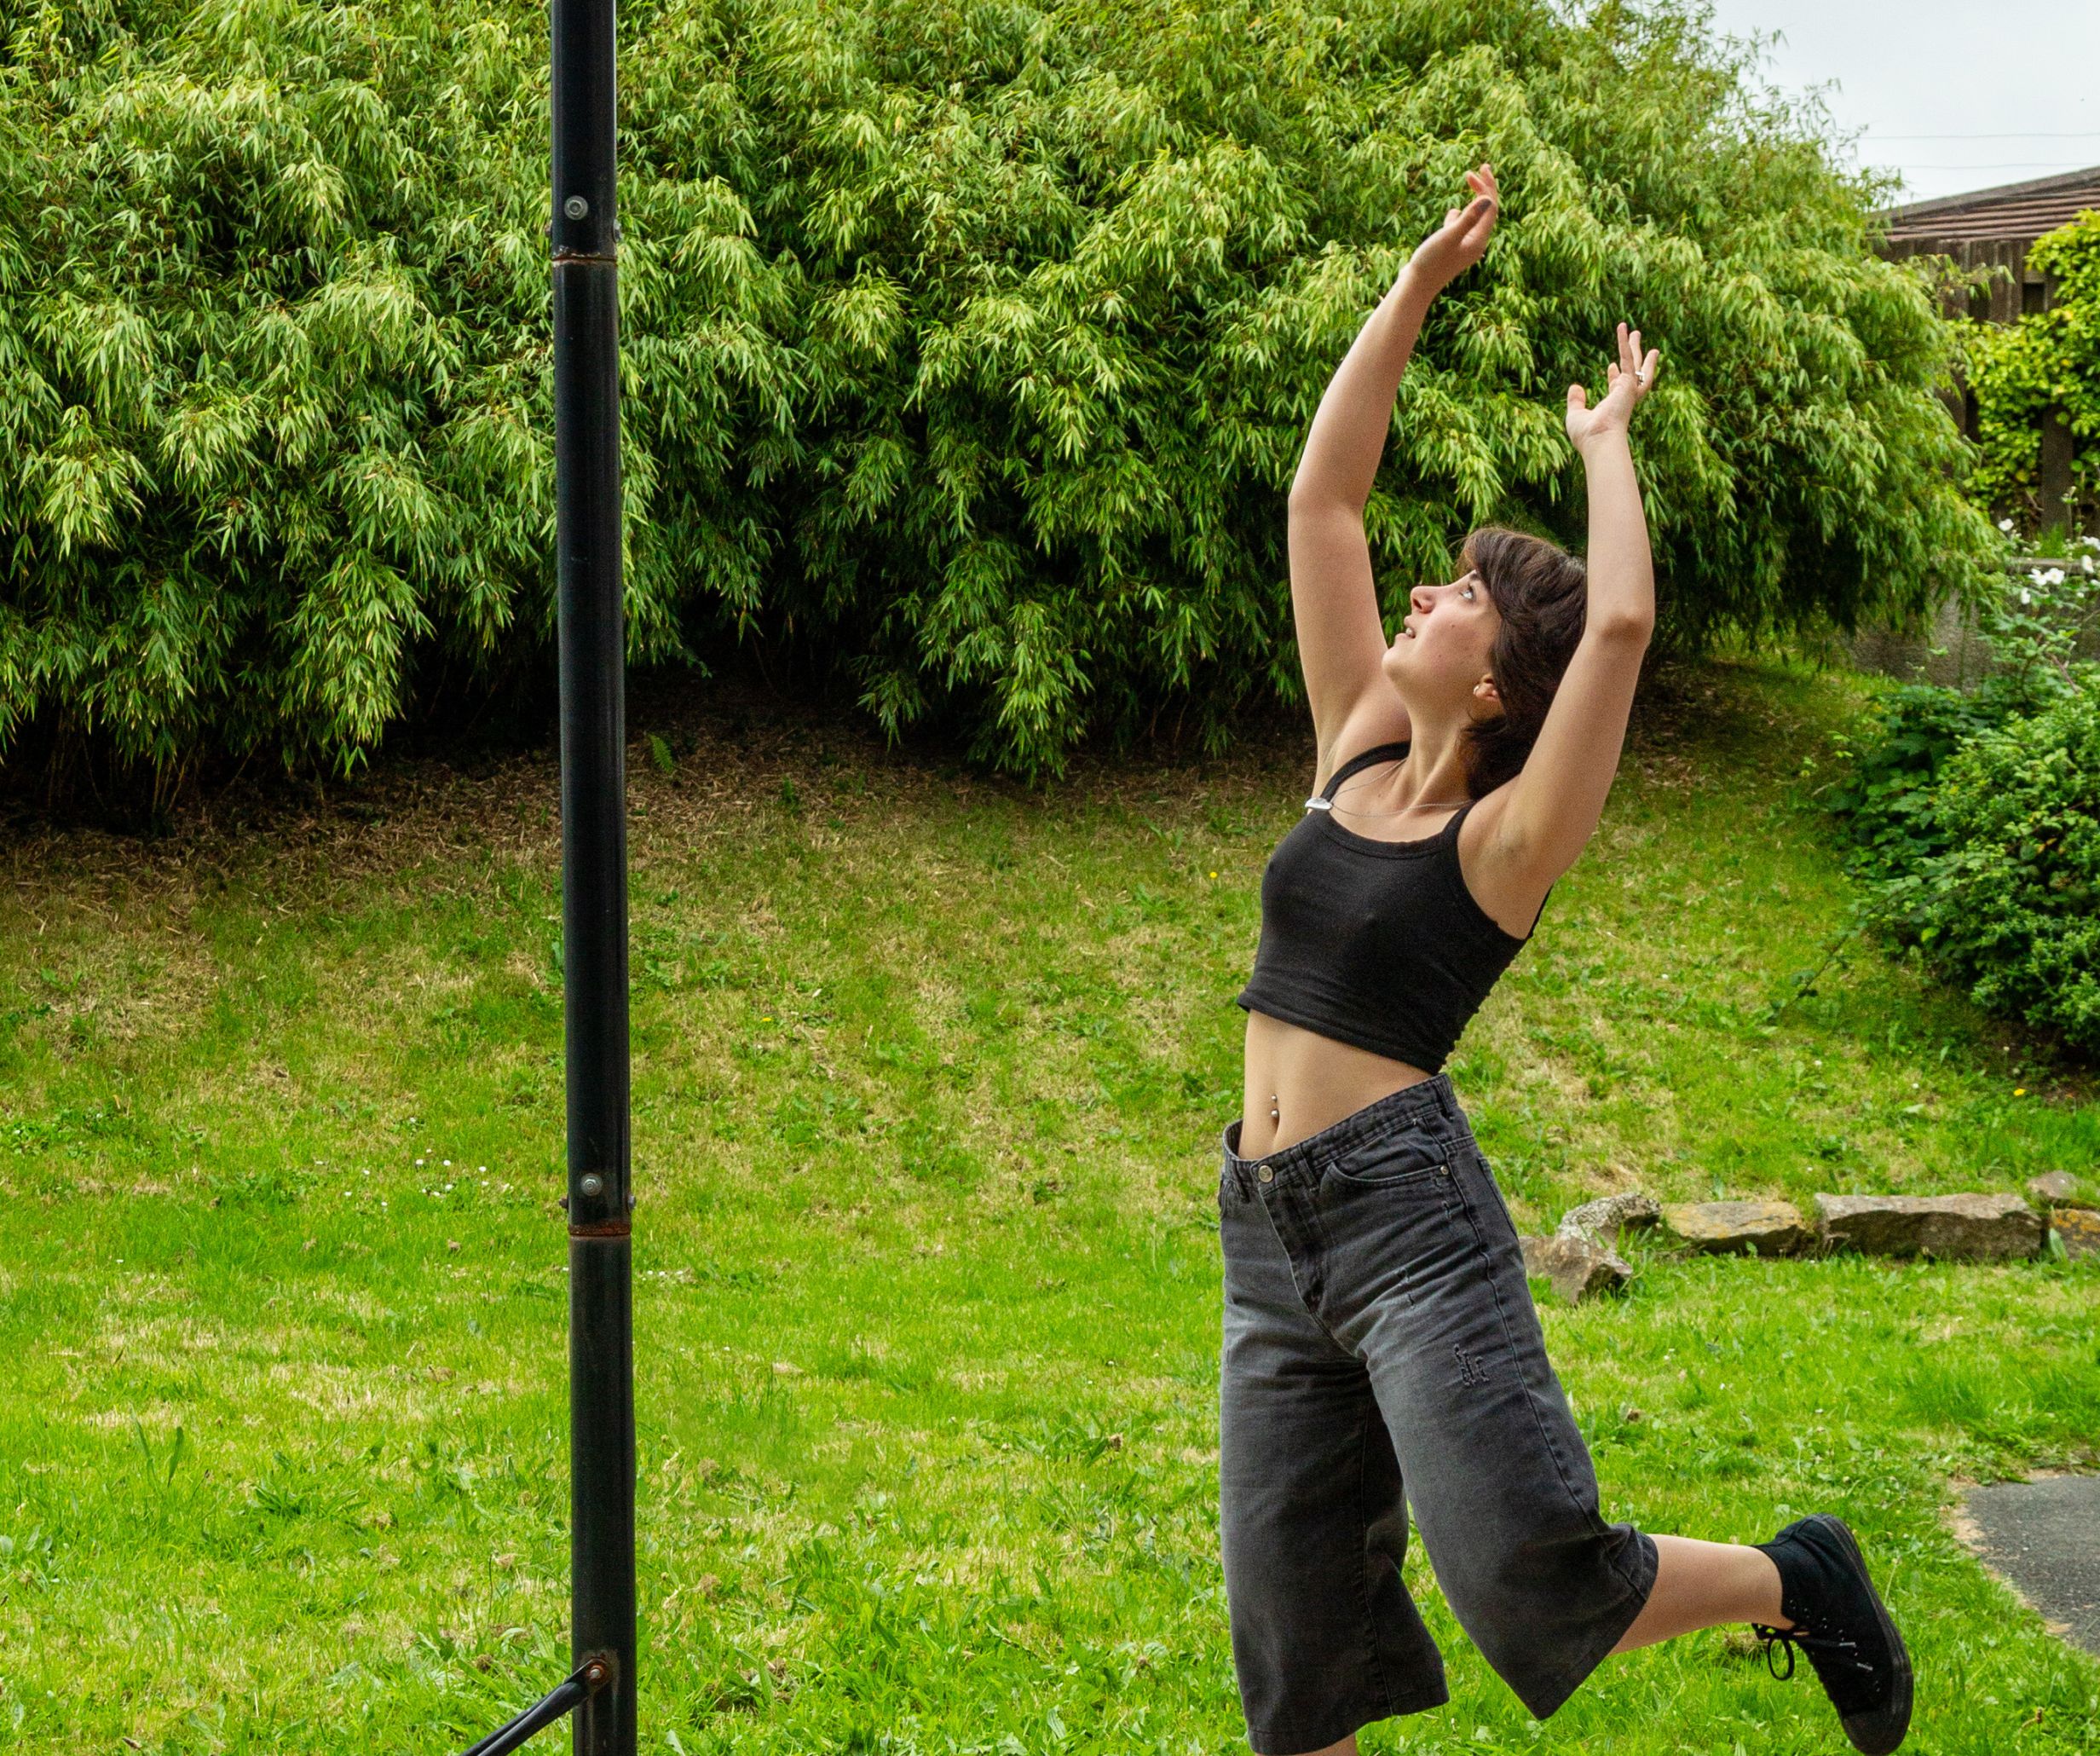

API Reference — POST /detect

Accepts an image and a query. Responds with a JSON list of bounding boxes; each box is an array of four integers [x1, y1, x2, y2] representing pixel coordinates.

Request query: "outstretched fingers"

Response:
[[1566, 321, 1663, 442], [1444, 162, 1497, 244], [1622, 324, 1664, 395], [1466, 163, 1497, 237]]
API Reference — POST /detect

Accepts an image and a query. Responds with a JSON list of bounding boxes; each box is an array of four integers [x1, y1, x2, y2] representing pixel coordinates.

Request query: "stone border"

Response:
[[1518, 1175, 2096, 1304]]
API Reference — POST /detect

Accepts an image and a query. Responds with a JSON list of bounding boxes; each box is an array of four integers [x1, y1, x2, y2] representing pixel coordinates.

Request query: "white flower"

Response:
[[1999, 518, 2016, 532], [2039, 568, 2066, 587], [2020, 589, 2033, 604]]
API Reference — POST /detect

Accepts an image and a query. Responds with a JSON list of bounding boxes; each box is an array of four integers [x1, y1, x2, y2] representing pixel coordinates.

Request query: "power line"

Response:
[[1867, 131, 2100, 142]]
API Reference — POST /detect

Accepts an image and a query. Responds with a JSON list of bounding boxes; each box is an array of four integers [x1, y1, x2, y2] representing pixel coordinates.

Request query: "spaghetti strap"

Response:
[[1317, 740, 1411, 801]]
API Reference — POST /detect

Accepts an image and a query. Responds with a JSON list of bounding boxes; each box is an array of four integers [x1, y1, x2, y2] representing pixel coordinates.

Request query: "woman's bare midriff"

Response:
[[1235, 785, 1545, 1158], [1238, 1008, 1437, 1159]]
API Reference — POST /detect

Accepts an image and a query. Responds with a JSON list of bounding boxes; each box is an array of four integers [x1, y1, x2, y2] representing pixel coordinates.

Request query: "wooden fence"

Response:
[[1846, 556, 2100, 687]]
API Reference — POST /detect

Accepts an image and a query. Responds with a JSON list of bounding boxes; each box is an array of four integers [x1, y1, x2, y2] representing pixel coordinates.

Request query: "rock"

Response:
[[2053, 1208, 2100, 1262], [1814, 1193, 2045, 1261], [1556, 1191, 1660, 1242], [1520, 1233, 1633, 1305], [2028, 1172, 2095, 1210], [1658, 1199, 1814, 1256]]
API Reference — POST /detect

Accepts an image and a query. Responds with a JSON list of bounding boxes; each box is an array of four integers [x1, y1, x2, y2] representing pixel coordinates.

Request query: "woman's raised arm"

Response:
[[1287, 165, 1498, 754], [1486, 322, 1663, 888], [1290, 164, 1498, 513]]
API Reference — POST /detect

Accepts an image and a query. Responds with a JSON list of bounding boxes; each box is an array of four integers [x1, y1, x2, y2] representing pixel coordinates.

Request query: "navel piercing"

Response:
[[1269, 1093, 1280, 1123]]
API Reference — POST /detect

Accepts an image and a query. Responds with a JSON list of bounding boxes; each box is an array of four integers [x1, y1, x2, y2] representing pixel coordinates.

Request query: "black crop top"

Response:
[[1236, 741, 1551, 1072]]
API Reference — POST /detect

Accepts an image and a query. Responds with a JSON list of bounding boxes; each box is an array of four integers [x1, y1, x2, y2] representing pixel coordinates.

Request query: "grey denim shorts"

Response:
[[1217, 1072, 1656, 1753]]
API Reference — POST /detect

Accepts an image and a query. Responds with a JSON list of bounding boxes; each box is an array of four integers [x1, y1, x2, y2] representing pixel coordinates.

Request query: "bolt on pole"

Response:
[[551, 0, 636, 1753]]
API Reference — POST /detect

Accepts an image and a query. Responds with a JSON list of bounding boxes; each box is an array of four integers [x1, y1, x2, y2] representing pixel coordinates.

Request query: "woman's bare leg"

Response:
[[1267, 1537, 1789, 1752], [1610, 1534, 1791, 1653]]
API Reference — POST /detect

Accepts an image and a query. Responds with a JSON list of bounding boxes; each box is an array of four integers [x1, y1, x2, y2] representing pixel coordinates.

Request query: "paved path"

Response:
[[1962, 1477, 2100, 1655]]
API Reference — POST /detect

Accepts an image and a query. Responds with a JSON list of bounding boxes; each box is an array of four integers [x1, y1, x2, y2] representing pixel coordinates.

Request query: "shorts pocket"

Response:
[[1320, 1125, 1452, 1188]]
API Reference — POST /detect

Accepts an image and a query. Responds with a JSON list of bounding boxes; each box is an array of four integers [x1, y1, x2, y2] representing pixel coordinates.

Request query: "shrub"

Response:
[[1852, 684, 2100, 1054], [1821, 673, 2045, 882], [1824, 553, 2097, 873], [1827, 555, 2100, 1054], [2, 0, 1995, 788]]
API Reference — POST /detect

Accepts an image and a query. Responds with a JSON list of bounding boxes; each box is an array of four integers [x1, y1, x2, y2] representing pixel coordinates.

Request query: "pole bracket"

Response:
[[457, 1654, 615, 1756]]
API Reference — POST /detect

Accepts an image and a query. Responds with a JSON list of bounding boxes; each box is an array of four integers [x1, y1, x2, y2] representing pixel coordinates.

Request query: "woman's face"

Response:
[[1382, 569, 1502, 705]]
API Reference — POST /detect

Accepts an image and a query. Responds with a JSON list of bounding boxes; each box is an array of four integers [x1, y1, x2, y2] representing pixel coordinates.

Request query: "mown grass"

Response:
[[1, 649, 2095, 1754]]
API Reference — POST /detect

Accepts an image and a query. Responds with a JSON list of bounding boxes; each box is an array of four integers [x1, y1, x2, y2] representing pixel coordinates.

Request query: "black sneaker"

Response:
[[1752, 1514, 1912, 1754]]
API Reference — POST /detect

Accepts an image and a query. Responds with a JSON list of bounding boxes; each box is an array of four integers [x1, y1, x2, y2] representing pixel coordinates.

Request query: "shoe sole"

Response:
[[1810, 1514, 1913, 1756]]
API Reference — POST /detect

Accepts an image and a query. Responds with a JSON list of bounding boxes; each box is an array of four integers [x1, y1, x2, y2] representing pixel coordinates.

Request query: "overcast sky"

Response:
[[1696, 1, 2100, 205]]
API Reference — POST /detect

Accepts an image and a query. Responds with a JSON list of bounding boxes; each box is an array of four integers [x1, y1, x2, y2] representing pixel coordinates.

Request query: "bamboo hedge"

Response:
[[0, 0, 1996, 785]]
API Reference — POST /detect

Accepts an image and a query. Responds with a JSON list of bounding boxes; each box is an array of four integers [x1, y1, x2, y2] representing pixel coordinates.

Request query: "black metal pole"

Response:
[[551, 1, 634, 1754]]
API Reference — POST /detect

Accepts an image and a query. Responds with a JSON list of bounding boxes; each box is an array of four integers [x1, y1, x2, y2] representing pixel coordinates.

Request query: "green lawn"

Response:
[[1, 650, 2096, 1754]]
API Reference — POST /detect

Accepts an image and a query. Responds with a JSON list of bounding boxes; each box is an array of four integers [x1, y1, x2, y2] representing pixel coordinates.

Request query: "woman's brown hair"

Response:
[[1455, 525, 1590, 796]]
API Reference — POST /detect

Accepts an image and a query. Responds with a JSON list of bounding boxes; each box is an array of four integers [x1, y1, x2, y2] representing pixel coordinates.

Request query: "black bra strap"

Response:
[[1319, 741, 1412, 801]]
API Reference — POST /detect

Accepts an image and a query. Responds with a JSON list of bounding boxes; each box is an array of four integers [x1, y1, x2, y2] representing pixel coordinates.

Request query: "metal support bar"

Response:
[[459, 1659, 614, 1756]]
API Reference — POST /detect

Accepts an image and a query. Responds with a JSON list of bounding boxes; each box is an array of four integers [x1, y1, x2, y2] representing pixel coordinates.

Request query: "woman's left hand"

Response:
[[1565, 321, 1660, 455], [1405, 163, 1498, 295]]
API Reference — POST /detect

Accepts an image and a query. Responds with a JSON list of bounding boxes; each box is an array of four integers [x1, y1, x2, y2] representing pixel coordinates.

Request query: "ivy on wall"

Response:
[[1964, 211, 2100, 532]]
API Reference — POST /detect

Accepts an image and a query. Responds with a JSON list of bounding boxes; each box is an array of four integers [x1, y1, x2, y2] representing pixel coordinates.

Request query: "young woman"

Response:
[[1217, 165, 1912, 1756]]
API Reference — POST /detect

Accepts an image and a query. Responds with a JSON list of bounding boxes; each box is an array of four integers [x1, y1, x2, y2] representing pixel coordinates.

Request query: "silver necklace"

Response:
[[1307, 761, 1471, 817]]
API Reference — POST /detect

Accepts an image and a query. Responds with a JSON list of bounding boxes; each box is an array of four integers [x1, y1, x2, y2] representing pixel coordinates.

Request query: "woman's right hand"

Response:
[[1405, 162, 1498, 295], [1565, 321, 1662, 457]]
